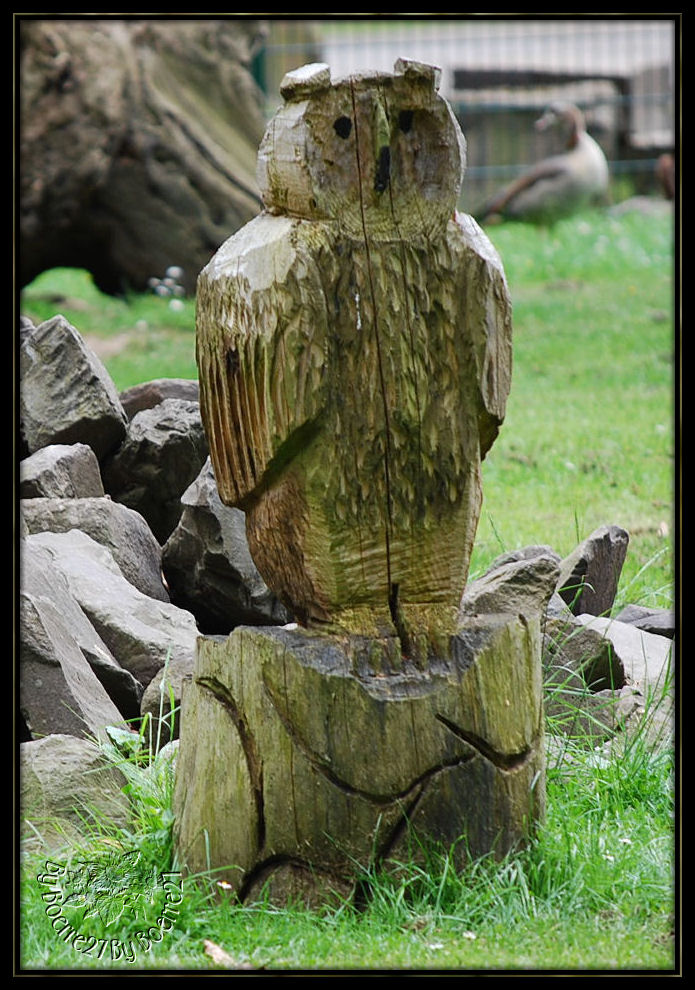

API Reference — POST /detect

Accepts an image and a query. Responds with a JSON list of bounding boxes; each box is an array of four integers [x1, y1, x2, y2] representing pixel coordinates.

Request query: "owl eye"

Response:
[[398, 110, 414, 134], [333, 115, 352, 139]]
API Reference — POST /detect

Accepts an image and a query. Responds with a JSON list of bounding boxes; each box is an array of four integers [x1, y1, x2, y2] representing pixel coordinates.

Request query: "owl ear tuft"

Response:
[[393, 58, 441, 92], [280, 62, 332, 101]]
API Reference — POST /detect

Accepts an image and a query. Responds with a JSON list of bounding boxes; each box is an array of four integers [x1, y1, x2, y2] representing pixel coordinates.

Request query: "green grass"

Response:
[[18, 206, 677, 972], [18, 678, 676, 971], [20, 268, 199, 388], [470, 209, 675, 609]]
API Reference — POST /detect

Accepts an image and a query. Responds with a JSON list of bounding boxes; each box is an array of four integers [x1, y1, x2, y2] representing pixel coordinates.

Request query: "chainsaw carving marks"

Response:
[[174, 621, 544, 903]]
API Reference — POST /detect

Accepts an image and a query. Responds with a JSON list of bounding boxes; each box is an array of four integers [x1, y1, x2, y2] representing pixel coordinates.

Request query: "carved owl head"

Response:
[[256, 58, 466, 240]]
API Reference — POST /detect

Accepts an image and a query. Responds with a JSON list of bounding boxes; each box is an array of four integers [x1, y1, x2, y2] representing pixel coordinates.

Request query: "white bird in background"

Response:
[[476, 102, 610, 225]]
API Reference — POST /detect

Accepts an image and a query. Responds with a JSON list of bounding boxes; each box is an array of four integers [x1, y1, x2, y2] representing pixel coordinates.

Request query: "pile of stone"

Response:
[[460, 533, 674, 752], [18, 315, 294, 844], [18, 313, 675, 846]]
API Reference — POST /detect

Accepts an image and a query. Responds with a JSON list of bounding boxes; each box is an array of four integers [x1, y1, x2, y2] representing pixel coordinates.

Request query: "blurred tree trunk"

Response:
[[19, 18, 269, 296]]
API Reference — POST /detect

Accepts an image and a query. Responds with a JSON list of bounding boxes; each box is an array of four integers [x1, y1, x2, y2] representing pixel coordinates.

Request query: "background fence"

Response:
[[251, 17, 677, 214]]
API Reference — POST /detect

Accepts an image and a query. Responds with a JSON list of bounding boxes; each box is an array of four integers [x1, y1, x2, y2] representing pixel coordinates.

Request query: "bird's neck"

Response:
[[565, 112, 584, 150]]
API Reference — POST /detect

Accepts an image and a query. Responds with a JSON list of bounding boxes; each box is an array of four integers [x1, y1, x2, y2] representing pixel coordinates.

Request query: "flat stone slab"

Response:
[[19, 315, 127, 459], [21, 734, 129, 851], [613, 604, 675, 639], [21, 496, 170, 603], [573, 614, 674, 697], [20, 443, 105, 498], [556, 524, 629, 616]]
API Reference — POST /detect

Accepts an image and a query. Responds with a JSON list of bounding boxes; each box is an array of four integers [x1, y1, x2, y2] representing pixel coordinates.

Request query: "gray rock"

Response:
[[20, 443, 105, 498], [613, 604, 676, 639], [482, 544, 561, 575], [542, 612, 630, 744], [543, 610, 674, 745], [102, 398, 208, 544], [21, 539, 143, 721], [162, 458, 290, 633], [545, 683, 642, 743], [21, 496, 170, 602], [20, 734, 129, 850], [543, 614, 625, 692], [26, 530, 198, 691], [149, 737, 179, 774], [20, 588, 125, 742], [556, 524, 629, 616], [573, 614, 674, 698], [546, 591, 574, 619], [460, 549, 561, 620], [119, 377, 199, 420], [19, 315, 127, 459], [19, 511, 29, 539]]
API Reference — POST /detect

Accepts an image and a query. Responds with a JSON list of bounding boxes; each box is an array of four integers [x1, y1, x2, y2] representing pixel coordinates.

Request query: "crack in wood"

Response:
[[370, 782, 428, 871], [262, 665, 477, 804], [350, 79, 395, 610], [197, 674, 265, 853], [237, 852, 350, 906], [435, 712, 538, 772]]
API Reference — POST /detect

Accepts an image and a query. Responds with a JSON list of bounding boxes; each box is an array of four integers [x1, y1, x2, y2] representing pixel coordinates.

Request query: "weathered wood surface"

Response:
[[19, 18, 267, 295], [182, 62, 527, 905], [196, 60, 513, 643], [174, 617, 545, 907]]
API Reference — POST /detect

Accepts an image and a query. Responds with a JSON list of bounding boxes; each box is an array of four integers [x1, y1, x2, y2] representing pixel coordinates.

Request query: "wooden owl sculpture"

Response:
[[197, 59, 513, 651]]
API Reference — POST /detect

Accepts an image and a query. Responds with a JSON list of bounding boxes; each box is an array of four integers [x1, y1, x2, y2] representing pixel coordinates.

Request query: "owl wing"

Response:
[[196, 213, 329, 507], [451, 212, 514, 458]]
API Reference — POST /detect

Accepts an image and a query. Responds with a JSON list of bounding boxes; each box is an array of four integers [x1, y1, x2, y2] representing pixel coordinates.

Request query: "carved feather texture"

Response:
[[196, 60, 513, 626], [197, 212, 511, 616]]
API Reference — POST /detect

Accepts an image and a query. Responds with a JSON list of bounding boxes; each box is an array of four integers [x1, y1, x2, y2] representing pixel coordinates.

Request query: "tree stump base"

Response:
[[174, 615, 545, 907]]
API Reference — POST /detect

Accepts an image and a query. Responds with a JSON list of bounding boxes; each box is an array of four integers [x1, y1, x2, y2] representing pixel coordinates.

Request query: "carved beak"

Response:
[[373, 99, 391, 193], [375, 145, 391, 193]]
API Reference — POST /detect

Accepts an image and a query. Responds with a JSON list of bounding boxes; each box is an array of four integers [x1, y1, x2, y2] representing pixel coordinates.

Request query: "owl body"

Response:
[[197, 60, 512, 645]]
